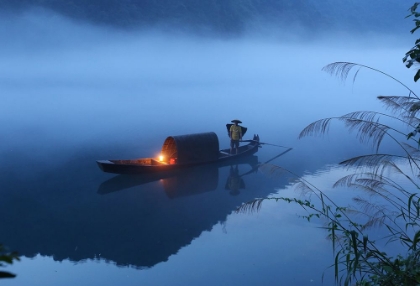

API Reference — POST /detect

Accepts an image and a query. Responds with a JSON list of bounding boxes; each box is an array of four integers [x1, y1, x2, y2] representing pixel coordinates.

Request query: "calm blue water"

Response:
[[0, 10, 416, 286]]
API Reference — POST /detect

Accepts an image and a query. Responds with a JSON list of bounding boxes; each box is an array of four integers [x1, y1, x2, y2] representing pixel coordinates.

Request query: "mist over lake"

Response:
[[1, 2, 418, 285]]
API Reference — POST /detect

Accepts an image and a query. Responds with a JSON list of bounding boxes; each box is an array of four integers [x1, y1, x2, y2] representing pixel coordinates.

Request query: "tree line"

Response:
[[1, 0, 411, 35]]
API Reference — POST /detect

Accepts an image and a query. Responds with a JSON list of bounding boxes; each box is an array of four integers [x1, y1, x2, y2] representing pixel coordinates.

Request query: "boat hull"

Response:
[[97, 135, 260, 174]]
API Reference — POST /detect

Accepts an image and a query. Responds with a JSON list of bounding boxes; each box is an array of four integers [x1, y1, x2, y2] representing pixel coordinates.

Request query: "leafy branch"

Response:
[[0, 244, 19, 279], [403, 2, 420, 82]]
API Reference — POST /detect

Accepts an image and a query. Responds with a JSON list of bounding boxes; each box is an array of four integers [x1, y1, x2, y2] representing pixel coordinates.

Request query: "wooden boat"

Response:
[[96, 132, 260, 174], [97, 155, 260, 195]]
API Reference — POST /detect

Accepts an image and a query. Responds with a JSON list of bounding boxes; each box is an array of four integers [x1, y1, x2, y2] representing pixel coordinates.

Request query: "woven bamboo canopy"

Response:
[[161, 132, 219, 164]]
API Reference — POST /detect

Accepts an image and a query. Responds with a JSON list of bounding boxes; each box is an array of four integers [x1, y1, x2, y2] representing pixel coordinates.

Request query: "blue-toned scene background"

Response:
[[0, 1, 416, 285]]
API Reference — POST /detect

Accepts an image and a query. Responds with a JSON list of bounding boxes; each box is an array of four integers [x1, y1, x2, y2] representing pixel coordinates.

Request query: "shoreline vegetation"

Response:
[[0, 244, 19, 279], [239, 3, 420, 285]]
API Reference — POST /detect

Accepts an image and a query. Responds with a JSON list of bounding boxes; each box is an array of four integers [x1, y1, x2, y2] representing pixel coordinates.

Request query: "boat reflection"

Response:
[[0, 150, 293, 271], [225, 165, 245, 196], [98, 155, 259, 198]]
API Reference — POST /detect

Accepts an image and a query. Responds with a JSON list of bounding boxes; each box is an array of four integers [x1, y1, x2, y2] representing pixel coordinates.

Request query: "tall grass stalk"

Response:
[[239, 62, 420, 285]]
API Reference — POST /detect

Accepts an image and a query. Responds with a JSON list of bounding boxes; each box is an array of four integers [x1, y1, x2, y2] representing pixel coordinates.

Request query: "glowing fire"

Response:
[[159, 155, 164, 162]]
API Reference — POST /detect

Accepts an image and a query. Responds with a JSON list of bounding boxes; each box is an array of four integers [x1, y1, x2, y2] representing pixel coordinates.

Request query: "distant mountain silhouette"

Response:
[[1, 0, 413, 35]]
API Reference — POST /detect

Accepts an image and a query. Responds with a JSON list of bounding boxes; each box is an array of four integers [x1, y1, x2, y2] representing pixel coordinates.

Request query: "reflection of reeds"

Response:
[[237, 198, 265, 214], [257, 163, 289, 179]]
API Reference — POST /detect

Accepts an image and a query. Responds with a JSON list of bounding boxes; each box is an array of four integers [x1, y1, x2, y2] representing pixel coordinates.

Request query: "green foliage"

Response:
[[0, 244, 19, 279], [403, 2, 420, 82]]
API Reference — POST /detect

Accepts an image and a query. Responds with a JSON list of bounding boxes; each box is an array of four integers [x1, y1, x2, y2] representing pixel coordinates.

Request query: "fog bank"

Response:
[[0, 10, 415, 159]]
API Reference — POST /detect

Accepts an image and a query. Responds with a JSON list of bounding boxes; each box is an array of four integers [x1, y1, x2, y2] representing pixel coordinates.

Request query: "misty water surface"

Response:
[[0, 8, 417, 286]]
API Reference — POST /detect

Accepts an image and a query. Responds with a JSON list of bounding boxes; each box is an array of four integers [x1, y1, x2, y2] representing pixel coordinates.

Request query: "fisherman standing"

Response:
[[229, 119, 243, 154]]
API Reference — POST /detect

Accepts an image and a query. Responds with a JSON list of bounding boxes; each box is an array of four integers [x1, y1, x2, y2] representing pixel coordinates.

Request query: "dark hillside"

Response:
[[0, 0, 414, 35]]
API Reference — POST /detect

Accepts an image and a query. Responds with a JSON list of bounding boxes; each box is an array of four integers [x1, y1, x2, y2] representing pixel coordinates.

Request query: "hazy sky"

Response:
[[0, 8, 416, 155]]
